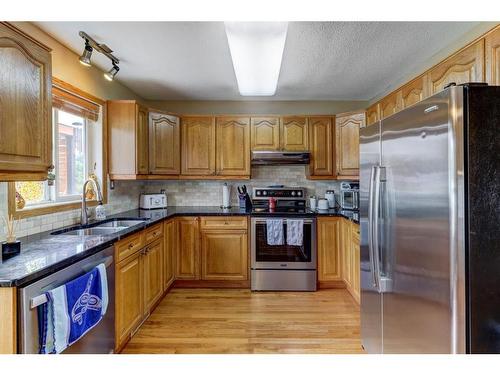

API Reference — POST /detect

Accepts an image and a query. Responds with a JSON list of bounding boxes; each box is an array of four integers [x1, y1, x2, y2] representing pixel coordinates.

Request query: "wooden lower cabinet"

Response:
[[115, 251, 143, 349], [316, 216, 360, 303], [317, 217, 342, 282], [201, 230, 248, 280], [163, 219, 176, 289], [142, 238, 164, 314], [176, 217, 200, 280]]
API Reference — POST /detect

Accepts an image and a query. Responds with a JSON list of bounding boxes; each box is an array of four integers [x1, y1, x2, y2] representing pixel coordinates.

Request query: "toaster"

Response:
[[139, 193, 167, 209]]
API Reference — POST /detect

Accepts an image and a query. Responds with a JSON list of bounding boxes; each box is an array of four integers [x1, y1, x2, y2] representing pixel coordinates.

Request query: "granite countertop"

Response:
[[0, 206, 358, 288]]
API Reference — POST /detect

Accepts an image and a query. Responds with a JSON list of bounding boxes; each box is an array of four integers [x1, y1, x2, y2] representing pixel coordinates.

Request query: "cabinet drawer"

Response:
[[145, 223, 163, 244], [200, 216, 248, 230], [116, 232, 145, 262]]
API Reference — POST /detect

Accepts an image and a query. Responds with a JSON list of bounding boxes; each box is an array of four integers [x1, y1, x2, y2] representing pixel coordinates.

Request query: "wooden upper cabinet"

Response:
[[201, 230, 248, 281], [136, 106, 149, 174], [485, 26, 500, 85], [0, 22, 52, 180], [427, 40, 485, 95], [308, 116, 335, 179], [176, 217, 200, 280], [149, 112, 180, 175], [251, 117, 280, 151], [108, 101, 150, 177], [335, 111, 365, 179], [181, 116, 216, 176], [281, 116, 309, 151], [379, 91, 402, 120], [366, 104, 380, 126], [216, 117, 250, 176], [317, 217, 342, 282], [400, 75, 428, 109]]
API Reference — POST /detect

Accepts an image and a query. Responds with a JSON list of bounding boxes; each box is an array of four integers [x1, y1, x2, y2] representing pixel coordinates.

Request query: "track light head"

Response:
[[104, 63, 120, 81], [79, 40, 93, 66]]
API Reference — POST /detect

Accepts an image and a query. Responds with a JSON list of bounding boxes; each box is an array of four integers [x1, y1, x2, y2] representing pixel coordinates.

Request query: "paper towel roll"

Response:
[[222, 183, 231, 208]]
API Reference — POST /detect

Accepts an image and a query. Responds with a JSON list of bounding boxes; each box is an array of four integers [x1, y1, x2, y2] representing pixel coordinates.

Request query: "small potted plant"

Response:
[[2, 214, 21, 261]]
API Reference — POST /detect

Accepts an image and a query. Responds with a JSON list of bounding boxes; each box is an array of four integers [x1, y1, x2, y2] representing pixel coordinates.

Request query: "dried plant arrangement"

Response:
[[2, 214, 18, 243]]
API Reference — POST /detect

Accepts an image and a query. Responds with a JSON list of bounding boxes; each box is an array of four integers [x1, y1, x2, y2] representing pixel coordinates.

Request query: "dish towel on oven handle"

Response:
[[266, 219, 284, 245], [287, 219, 304, 246], [38, 263, 108, 354]]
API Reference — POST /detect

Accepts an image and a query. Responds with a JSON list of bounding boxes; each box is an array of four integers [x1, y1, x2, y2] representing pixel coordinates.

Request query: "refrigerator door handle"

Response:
[[368, 165, 380, 290], [372, 166, 382, 292]]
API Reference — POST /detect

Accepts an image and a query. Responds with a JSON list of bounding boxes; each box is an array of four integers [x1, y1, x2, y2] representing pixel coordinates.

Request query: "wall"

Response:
[[146, 100, 368, 115], [142, 166, 346, 207]]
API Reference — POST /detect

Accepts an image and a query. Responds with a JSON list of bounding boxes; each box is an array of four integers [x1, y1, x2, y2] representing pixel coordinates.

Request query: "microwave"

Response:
[[340, 182, 359, 210]]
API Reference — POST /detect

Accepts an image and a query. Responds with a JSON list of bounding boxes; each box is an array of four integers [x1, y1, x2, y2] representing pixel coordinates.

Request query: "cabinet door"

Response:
[[176, 217, 200, 280], [342, 219, 352, 289], [136, 105, 149, 174], [201, 230, 248, 281], [400, 75, 428, 109], [149, 112, 180, 175], [365, 104, 379, 127], [427, 40, 485, 95], [216, 117, 250, 176], [308, 116, 335, 178], [115, 251, 143, 349], [350, 224, 360, 303], [143, 238, 164, 314], [281, 116, 309, 151], [164, 219, 176, 289], [251, 117, 280, 151], [336, 111, 365, 178], [486, 26, 500, 85], [181, 116, 216, 175], [317, 217, 342, 281], [0, 22, 52, 178], [379, 92, 402, 120]]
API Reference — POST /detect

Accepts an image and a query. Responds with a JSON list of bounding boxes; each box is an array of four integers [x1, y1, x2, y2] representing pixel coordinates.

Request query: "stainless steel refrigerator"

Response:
[[360, 84, 500, 354]]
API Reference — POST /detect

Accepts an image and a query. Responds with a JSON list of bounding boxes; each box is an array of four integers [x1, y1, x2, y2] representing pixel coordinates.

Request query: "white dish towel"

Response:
[[266, 219, 284, 245], [287, 219, 304, 246]]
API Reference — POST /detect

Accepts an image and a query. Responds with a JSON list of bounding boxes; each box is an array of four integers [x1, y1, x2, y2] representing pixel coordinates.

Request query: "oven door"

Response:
[[251, 217, 316, 270]]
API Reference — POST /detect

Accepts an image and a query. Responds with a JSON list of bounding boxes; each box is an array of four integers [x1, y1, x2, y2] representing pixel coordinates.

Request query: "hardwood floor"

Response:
[[122, 288, 363, 354]]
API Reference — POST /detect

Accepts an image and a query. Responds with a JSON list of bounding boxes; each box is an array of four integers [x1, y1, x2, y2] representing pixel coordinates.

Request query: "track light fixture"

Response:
[[104, 63, 120, 81], [79, 40, 93, 66], [78, 31, 120, 81]]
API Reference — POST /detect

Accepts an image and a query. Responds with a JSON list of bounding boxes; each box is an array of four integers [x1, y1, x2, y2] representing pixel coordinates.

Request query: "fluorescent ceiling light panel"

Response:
[[224, 22, 288, 96]]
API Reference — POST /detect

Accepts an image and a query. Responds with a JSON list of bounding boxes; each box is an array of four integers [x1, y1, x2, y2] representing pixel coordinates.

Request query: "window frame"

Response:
[[8, 78, 108, 220]]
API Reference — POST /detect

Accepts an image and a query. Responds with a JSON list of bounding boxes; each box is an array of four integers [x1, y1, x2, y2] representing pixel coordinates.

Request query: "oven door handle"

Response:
[[253, 218, 315, 224]]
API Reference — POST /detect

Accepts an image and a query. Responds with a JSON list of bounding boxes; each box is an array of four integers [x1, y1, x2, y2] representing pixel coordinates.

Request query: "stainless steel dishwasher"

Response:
[[18, 246, 115, 354]]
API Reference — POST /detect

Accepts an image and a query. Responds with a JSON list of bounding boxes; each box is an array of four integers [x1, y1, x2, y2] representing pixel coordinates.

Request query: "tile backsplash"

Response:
[[0, 180, 143, 241], [0, 166, 350, 241], [143, 166, 344, 206]]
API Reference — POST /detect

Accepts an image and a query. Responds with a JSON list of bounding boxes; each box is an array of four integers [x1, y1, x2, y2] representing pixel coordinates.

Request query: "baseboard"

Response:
[[317, 280, 346, 289], [173, 279, 250, 289]]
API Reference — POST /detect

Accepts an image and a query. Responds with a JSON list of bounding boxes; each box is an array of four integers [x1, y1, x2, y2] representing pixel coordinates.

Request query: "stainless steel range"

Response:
[[250, 186, 317, 291]]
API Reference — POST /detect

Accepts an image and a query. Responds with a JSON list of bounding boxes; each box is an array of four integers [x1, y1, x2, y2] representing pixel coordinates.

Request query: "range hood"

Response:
[[251, 151, 310, 165]]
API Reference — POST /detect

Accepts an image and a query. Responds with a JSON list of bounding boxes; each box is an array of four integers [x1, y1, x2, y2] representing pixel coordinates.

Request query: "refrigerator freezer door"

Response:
[[360, 122, 382, 353], [381, 91, 457, 353]]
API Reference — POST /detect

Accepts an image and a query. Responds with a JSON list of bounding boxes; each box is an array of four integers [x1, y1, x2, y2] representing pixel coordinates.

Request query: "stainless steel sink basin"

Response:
[[96, 219, 147, 228], [61, 227, 127, 236], [51, 217, 149, 236]]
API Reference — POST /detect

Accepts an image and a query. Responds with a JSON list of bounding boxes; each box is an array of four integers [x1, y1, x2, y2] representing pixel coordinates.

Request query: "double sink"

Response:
[[51, 218, 149, 236]]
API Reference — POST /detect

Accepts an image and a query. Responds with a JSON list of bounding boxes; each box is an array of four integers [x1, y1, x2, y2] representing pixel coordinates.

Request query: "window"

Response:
[[9, 79, 106, 218]]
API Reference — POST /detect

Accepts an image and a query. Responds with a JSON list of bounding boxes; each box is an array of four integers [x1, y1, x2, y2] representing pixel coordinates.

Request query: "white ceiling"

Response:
[[35, 22, 480, 101]]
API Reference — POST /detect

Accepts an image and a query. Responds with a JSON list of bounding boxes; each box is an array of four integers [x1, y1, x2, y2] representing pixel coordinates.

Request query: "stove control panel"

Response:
[[253, 187, 306, 200]]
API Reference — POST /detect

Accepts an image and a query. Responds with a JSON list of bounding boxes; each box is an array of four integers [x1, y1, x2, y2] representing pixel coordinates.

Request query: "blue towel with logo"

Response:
[[39, 264, 108, 354]]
